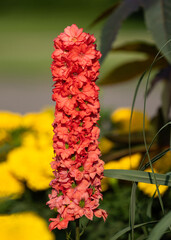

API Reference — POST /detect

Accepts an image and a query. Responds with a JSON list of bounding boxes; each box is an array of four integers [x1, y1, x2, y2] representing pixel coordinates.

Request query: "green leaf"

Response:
[[129, 183, 137, 240], [100, 0, 140, 63], [110, 221, 157, 240], [162, 79, 171, 122], [147, 211, 171, 240], [143, 0, 171, 64], [106, 131, 153, 144], [104, 169, 171, 186], [112, 41, 159, 56], [98, 58, 167, 85], [102, 144, 157, 163]]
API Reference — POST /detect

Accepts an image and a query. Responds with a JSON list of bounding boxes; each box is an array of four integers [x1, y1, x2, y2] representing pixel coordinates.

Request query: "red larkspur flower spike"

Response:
[[47, 24, 107, 230]]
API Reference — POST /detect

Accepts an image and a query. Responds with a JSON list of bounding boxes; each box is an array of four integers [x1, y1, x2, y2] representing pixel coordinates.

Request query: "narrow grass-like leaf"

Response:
[[128, 68, 147, 240], [128, 71, 146, 157], [147, 211, 171, 240], [139, 121, 171, 170], [110, 221, 157, 240], [142, 45, 171, 215], [104, 169, 171, 186], [129, 182, 137, 240], [146, 195, 155, 219], [141, 148, 171, 171]]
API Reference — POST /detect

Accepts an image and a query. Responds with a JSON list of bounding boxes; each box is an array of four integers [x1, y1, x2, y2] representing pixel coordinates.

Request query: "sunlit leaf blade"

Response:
[[104, 169, 171, 186], [98, 58, 167, 85], [112, 41, 158, 56], [100, 0, 140, 63], [89, 2, 120, 28], [143, 0, 171, 64], [147, 211, 171, 240], [110, 221, 157, 240]]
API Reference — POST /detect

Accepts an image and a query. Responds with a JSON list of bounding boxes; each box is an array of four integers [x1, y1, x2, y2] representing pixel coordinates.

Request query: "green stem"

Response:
[[75, 219, 80, 240]]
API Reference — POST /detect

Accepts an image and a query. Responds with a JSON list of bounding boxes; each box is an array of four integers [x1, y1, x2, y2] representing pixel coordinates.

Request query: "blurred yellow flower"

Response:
[[104, 153, 141, 170], [22, 132, 52, 149], [22, 109, 53, 133], [0, 129, 9, 143], [101, 177, 118, 192], [0, 212, 55, 240], [102, 154, 141, 191], [111, 108, 150, 133], [153, 150, 171, 173], [138, 168, 169, 197], [0, 111, 22, 130], [138, 182, 168, 198], [7, 146, 54, 191], [99, 137, 114, 154], [0, 162, 24, 198]]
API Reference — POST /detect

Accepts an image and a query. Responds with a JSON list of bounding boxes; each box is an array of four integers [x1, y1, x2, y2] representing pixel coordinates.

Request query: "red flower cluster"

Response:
[[47, 24, 107, 230]]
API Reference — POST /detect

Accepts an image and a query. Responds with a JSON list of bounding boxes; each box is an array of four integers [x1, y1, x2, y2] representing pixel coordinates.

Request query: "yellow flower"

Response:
[[138, 168, 169, 197], [0, 129, 9, 143], [99, 137, 114, 154], [102, 154, 141, 191], [153, 150, 171, 173], [111, 108, 150, 133], [0, 162, 24, 199], [7, 146, 54, 191], [101, 177, 118, 192], [22, 132, 52, 150], [22, 109, 53, 133], [0, 212, 55, 240], [104, 153, 141, 170], [0, 111, 22, 130], [138, 182, 168, 198]]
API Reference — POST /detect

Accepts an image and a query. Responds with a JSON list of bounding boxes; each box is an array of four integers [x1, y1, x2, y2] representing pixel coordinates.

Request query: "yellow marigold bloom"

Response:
[[138, 168, 169, 197], [22, 132, 52, 149], [0, 162, 24, 198], [138, 182, 168, 198], [102, 154, 141, 191], [99, 137, 114, 154], [22, 110, 53, 133], [7, 146, 54, 191], [153, 150, 171, 173], [0, 111, 22, 130], [0, 129, 9, 143], [0, 212, 55, 240], [104, 153, 141, 170], [111, 108, 150, 133]]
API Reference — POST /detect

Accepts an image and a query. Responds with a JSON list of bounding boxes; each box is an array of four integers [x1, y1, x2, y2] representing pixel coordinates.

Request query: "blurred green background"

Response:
[[0, 0, 162, 116]]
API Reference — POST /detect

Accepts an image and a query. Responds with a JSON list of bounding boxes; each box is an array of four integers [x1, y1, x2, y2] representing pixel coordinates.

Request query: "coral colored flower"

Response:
[[47, 24, 107, 230]]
